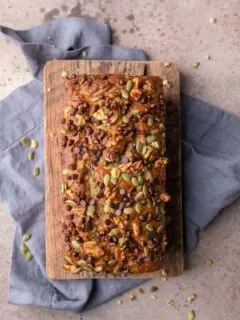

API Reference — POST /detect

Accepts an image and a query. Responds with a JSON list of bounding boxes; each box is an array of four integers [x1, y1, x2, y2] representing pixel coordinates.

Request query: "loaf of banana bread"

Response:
[[60, 74, 170, 275]]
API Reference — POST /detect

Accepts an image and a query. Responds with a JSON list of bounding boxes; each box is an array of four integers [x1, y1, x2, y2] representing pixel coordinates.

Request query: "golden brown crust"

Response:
[[60, 74, 170, 274]]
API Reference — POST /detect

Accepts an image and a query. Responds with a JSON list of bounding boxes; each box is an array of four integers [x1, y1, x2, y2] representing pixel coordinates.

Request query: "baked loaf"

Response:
[[61, 74, 170, 275]]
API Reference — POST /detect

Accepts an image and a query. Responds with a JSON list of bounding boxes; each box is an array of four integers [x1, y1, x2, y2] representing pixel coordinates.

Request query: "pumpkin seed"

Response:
[[126, 79, 133, 92], [188, 310, 196, 320], [83, 266, 93, 272], [118, 237, 125, 247], [63, 264, 71, 270], [143, 185, 148, 197], [111, 177, 118, 185], [157, 225, 164, 233], [103, 173, 111, 186], [122, 115, 129, 123], [135, 202, 143, 213], [132, 177, 139, 187], [23, 234, 31, 242], [31, 139, 38, 149], [27, 151, 35, 160], [146, 135, 157, 144], [111, 167, 121, 179], [95, 266, 103, 272], [61, 182, 68, 193], [71, 240, 81, 251], [26, 251, 33, 262], [122, 172, 131, 181], [20, 243, 29, 255], [206, 259, 214, 266], [32, 167, 40, 177], [144, 247, 150, 256], [150, 285, 158, 292], [148, 117, 154, 127], [138, 176, 144, 185], [151, 129, 159, 135], [21, 137, 31, 147], [121, 88, 129, 99], [62, 169, 72, 175], [91, 94, 103, 102], [136, 140, 143, 153], [108, 228, 120, 237], [146, 224, 153, 231], [104, 203, 114, 213], [124, 207, 134, 215], [151, 141, 160, 149], [76, 260, 88, 267], [65, 200, 77, 208], [108, 260, 117, 267], [86, 205, 96, 217], [141, 145, 147, 155], [135, 191, 144, 201]]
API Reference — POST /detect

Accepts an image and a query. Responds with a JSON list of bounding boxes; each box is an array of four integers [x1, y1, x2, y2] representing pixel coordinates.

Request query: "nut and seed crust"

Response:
[[60, 74, 170, 274]]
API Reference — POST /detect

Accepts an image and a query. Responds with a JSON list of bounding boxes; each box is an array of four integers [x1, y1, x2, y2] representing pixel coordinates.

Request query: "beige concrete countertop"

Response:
[[0, 1, 239, 320]]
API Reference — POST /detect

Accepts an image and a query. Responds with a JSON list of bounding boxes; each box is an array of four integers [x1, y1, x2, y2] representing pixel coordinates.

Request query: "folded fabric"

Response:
[[0, 17, 239, 313]]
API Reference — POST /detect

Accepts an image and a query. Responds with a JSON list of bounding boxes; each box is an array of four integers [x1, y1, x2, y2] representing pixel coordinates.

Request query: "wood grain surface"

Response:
[[44, 60, 183, 279]]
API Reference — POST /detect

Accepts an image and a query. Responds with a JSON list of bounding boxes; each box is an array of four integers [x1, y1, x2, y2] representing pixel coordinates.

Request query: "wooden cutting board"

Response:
[[44, 60, 183, 279]]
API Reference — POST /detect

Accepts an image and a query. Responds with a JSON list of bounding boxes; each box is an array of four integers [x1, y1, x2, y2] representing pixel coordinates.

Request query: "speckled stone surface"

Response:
[[0, 1, 240, 319]]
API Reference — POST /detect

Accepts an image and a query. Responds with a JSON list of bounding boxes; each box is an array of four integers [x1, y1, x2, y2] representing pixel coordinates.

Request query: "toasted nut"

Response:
[[135, 191, 144, 201], [188, 310, 196, 320], [21, 138, 31, 147], [143, 185, 148, 198], [62, 169, 72, 175], [148, 117, 154, 127], [121, 88, 129, 99], [63, 264, 71, 270], [92, 94, 104, 102], [111, 167, 121, 179], [192, 61, 200, 69], [144, 247, 150, 256], [157, 225, 164, 234], [132, 177, 139, 187], [136, 140, 143, 153], [32, 167, 40, 176], [76, 260, 88, 267], [95, 266, 103, 272], [138, 176, 144, 185], [135, 202, 143, 213], [146, 224, 153, 232], [146, 135, 157, 144], [124, 207, 134, 215], [122, 172, 131, 181], [65, 200, 77, 208], [20, 243, 29, 255], [206, 259, 214, 266], [104, 173, 111, 186], [22, 234, 31, 242], [71, 240, 81, 251]]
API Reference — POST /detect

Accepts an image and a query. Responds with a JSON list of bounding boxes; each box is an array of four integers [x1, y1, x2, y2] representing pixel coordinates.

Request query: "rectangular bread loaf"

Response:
[[60, 74, 170, 275]]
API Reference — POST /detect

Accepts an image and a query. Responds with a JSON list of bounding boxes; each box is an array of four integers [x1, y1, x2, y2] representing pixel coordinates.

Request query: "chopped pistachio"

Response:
[[25, 251, 33, 262], [21, 137, 31, 147], [22, 234, 31, 242], [192, 61, 200, 69], [135, 191, 144, 201], [188, 310, 196, 320], [146, 224, 153, 232], [27, 151, 35, 161], [129, 294, 136, 301], [126, 79, 133, 92], [122, 172, 131, 181], [124, 207, 134, 215], [206, 259, 214, 266], [146, 135, 157, 144], [132, 177, 139, 187], [32, 167, 40, 177], [148, 117, 154, 127], [31, 139, 38, 148], [209, 17, 217, 24], [116, 299, 122, 305], [135, 202, 143, 213], [149, 285, 158, 292], [121, 88, 129, 99], [138, 176, 144, 185], [20, 243, 29, 255]]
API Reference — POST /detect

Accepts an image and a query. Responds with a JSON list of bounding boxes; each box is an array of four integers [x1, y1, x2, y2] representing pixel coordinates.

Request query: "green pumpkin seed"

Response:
[[91, 94, 103, 102], [135, 202, 143, 213], [124, 207, 134, 214], [126, 79, 133, 92], [21, 137, 31, 147], [146, 135, 157, 144], [129, 263, 138, 268], [104, 173, 111, 186], [26, 251, 33, 262], [86, 205, 95, 217], [32, 167, 40, 177], [111, 167, 121, 179], [95, 266, 103, 272], [31, 139, 38, 149], [20, 243, 29, 255], [71, 240, 81, 251], [27, 151, 35, 161], [144, 247, 150, 256], [151, 129, 159, 135], [104, 203, 114, 213], [118, 237, 125, 247], [23, 234, 31, 242], [122, 116, 129, 123], [136, 140, 143, 153], [146, 224, 153, 231], [138, 176, 144, 185], [143, 185, 148, 197], [108, 260, 117, 267], [83, 266, 93, 272], [76, 260, 88, 267], [151, 141, 160, 149], [157, 225, 164, 233], [65, 200, 77, 208], [135, 191, 144, 201], [148, 117, 154, 127], [132, 177, 139, 187], [141, 145, 147, 155], [121, 88, 129, 99], [188, 310, 196, 320], [122, 172, 131, 181], [108, 228, 121, 237]]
